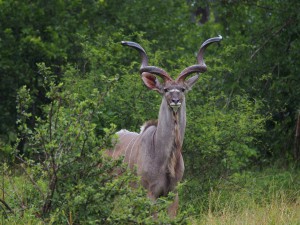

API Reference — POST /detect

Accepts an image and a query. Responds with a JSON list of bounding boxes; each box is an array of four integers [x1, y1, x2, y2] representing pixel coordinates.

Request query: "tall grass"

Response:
[[190, 168, 300, 225], [196, 200, 300, 225]]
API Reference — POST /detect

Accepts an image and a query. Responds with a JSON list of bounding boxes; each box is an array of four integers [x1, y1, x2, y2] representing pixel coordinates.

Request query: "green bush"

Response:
[[186, 93, 267, 173], [181, 72, 268, 214], [1, 63, 187, 224]]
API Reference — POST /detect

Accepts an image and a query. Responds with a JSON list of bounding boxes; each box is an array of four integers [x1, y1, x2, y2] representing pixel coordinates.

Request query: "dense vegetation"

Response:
[[1, 0, 299, 224]]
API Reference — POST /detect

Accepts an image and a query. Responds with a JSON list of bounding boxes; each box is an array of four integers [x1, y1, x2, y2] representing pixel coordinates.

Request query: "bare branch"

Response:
[[0, 198, 14, 214]]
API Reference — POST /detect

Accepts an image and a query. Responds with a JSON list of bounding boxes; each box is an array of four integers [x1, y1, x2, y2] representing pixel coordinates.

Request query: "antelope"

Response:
[[108, 36, 222, 217]]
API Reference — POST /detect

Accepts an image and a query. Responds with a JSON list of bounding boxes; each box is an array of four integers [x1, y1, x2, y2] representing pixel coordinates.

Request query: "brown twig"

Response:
[[42, 158, 58, 215], [0, 198, 14, 214], [294, 111, 300, 160]]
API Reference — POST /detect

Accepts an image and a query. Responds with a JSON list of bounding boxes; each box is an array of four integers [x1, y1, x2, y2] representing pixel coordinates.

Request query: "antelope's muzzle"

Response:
[[170, 102, 181, 112]]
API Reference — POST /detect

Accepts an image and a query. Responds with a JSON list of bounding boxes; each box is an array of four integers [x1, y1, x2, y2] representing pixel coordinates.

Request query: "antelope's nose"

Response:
[[172, 98, 180, 104]]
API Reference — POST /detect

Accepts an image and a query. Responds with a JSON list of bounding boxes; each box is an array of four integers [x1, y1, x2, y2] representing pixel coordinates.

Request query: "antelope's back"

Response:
[[107, 129, 140, 167]]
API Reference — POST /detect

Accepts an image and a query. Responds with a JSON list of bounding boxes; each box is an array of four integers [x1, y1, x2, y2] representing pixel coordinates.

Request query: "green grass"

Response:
[[193, 196, 300, 225], [188, 168, 300, 225], [194, 190, 300, 225], [1, 166, 46, 225]]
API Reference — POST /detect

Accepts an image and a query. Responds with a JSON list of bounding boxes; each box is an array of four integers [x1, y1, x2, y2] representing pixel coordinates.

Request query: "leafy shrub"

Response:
[[181, 70, 268, 214], [1, 63, 185, 224], [186, 93, 267, 173]]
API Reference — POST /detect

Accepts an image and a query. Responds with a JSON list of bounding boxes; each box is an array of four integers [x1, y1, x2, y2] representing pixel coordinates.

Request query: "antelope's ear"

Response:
[[141, 73, 163, 93], [185, 74, 199, 89]]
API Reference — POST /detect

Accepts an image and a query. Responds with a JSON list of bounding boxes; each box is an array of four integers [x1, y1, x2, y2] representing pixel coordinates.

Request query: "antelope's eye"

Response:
[[181, 88, 186, 92], [164, 88, 169, 93]]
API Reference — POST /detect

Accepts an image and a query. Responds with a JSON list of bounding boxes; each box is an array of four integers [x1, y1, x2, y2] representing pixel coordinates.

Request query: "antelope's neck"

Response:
[[155, 98, 186, 156]]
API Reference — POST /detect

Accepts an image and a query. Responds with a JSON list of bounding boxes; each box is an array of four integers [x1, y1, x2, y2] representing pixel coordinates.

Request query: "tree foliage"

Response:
[[209, 0, 300, 158]]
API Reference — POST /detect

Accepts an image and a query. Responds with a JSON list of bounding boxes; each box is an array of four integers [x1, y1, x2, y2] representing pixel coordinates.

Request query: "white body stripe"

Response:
[[128, 135, 141, 166], [123, 134, 138, 162]]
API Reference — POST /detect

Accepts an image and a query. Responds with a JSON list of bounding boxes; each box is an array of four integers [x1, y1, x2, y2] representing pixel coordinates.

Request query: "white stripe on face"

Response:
[[169, 89, 180, 93]]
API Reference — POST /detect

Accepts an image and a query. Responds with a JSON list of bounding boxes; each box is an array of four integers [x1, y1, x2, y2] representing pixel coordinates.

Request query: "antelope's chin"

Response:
[[169, 103, 181, 112]]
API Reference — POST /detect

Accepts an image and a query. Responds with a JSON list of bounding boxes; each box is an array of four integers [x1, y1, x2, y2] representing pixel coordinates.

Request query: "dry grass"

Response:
[[188, 170, 300, 225], [196, 198, 300, 225]]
